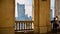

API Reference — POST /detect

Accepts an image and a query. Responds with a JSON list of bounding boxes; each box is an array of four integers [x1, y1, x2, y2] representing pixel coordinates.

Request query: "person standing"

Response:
[[52, 18, 59, 34]]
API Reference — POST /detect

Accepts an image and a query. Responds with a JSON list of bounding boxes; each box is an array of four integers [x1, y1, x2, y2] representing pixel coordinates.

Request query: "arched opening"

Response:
[[15, 0, 34, 33]]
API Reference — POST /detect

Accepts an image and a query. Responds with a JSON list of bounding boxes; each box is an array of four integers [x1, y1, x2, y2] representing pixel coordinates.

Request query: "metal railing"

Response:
[[15, 21, 34, 32]]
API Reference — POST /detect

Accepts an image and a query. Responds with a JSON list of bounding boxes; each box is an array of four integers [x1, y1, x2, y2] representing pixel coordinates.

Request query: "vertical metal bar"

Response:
[[23, 22, 24, 30], [25, 23, 27, 30], [17, 22, 19, 31], [29, 22, 30, 30], [20, 22, 21, 30], [15, 22, 16, 31], [16, 22, 17, 31], [31, 23, 32, 29], [19, 22, 20, 31], [24, 22, 25, 30], [25, 22, 26, 30]]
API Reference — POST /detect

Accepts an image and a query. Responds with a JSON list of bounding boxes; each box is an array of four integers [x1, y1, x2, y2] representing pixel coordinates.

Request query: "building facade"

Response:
[[16, 3, 32, 21]]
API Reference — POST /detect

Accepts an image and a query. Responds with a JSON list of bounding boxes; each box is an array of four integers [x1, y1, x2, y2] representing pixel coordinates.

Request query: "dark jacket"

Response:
[[53, 22, 59, 28], [53, 20, 59, 28]]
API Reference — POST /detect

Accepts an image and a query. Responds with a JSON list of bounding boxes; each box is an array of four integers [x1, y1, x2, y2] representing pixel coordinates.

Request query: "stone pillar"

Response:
[[55, 0, 60, 20], [34, 0, 39, 33], [0, 0, 14, 34], [39, 0, 51, 33]]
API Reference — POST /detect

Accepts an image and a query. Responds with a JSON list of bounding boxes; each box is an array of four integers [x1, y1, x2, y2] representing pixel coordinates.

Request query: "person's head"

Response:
[[55, 16, 58, 20], [56, 16, 58, 18]]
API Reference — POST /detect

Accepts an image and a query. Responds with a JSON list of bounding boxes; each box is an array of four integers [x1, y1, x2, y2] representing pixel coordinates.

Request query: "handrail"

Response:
[[15, 21, 33, 23]]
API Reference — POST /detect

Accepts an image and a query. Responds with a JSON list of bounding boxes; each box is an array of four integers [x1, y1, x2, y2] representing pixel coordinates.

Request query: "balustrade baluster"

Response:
[[15, 21, 33, 32], [19, 22, 20, 31]]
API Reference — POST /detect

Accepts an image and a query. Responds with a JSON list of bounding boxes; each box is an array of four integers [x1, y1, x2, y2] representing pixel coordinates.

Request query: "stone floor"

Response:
[[15, 29, 60, 34], [15, 31, 60, 34]]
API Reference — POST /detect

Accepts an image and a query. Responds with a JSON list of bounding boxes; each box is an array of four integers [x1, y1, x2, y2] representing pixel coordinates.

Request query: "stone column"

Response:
[[55, 0, 60, 20], [34, 0, 39, 33], [39, 0, 51, 33]]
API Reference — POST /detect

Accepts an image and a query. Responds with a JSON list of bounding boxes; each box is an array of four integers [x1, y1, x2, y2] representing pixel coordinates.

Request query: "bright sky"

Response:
[[50, 0, 55, 18], [15, 0, 32, 17], [51, 0, 55, 9]]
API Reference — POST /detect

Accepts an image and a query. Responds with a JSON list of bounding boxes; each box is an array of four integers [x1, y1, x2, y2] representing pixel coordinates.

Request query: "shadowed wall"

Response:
[[0, 0, 14, 34]]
